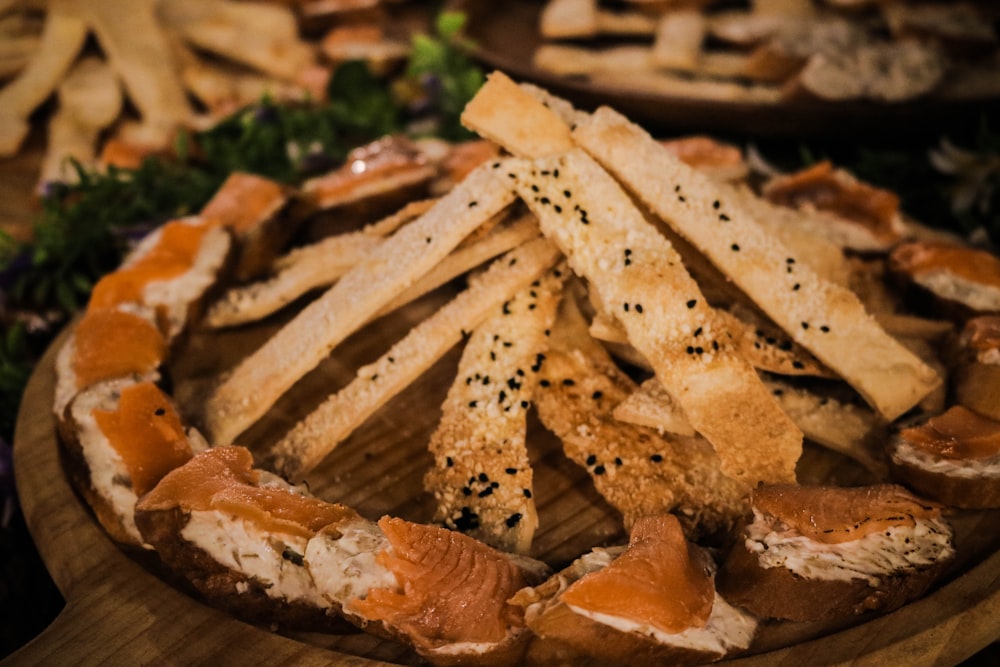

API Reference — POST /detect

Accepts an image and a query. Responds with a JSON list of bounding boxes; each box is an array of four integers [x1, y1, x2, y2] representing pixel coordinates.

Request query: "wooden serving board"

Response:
[[12, 282, 1000, 665]]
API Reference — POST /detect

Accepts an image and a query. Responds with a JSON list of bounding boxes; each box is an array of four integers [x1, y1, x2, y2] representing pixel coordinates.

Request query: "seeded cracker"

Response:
[[535, 298, 746, 541], [268, 237, 561, 480], [505, 149, 801, 487], [424, 267, 564, 554], [573, 106, 941, 421], [203, 163, 517, 446]]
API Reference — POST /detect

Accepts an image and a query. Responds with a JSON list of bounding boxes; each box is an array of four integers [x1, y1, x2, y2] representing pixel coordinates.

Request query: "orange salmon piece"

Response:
[[890, 240, 1000, 290], [764, 161, 900, 242], [350, 516, 527, 648], [964, 316, 1000, 352], [139, 446, 357, 539], [200, 172, 287, 234], [93, 382, 193, 495], [89, 220, 210, 309], [72, 309, 166, 388], [900, 405, 1000, 460], [752, 484, 942, 545], [560, 514, 714, 635]]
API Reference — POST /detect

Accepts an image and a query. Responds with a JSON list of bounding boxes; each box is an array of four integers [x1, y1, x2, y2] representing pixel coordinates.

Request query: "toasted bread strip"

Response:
[[268, 237, 562, 480], [424, 267, 563, 554], [379, 214, 541, 316], [0, 5, 88, 156], [204, 232, 381, 328], [203, 163, 518, 446], [503, 148, 801, 486], [535, 299, 747, 540], [205, 199, 429, 328], [573, 106, 941, 421], [764, 377, 888, 477], [38, 56, 122, 188], [589, 296, 835, 379], [651, 10, 706, 71], [464, 74, 800, 484], [540, 0, 598, 39], [461, 71, 575, 160], [612, 377, 695, 437]]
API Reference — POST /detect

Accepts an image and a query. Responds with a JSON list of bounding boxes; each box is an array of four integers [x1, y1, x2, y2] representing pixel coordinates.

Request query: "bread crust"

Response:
[[135, 506, 350, 632], [889, 455, 1000, 509], [717, 537, 948, 622], [525, 599, 724, 667]]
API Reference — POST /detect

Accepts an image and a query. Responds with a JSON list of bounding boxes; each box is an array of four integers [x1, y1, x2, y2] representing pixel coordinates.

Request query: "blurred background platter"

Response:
[[459, 0, 1000, 137]]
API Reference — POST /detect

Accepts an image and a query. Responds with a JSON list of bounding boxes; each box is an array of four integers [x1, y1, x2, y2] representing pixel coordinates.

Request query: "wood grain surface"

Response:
[[11, 292, 1000, 665]]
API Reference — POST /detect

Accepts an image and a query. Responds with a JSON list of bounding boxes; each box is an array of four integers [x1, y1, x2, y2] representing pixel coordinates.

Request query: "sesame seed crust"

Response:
[[507, 149, 801, 487], [573, 107, 941, 421], [425, 266, 565, 554]]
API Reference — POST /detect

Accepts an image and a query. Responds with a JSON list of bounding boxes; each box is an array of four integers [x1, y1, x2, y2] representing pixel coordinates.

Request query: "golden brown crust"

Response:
[[717, 537, 948, 622], [888, 453, 1000, 510], [572, 106, 941, 422], [525, 599, 724, 667]]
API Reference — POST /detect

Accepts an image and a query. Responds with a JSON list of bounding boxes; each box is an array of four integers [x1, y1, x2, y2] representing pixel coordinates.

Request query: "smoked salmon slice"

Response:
[[71, 309, 166, 389], [139, 446, 357, 539], [750, 483, 943, 544], [349, 516, 530, 649], [560, 514, 714, 635], [92, 381, 193, 495]]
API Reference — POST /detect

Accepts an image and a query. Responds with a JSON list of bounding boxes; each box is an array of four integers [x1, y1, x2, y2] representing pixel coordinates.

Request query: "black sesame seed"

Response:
[[468, 201, 478, 208], [479, 472, 489, 482], [506, 467, 518, 475], [506, 513, 523, 527], [154, 408, 166, 416], [713, 200, 720, 209], [792, 361, 805, 369], [623, 303, 629, 312], [592, 391, 603, 400], [523, 488, 532, 498], [586, 454, 597, 465], [635, 304, 644, 313], [478, 487, 493, 498], [446, 457, 454, 467], [650, 454, 663, 463], [801, 322, 810, 330], [687, 346, 695, 354], [540, 379, 551, 387], [731, 243, 740, 251], [462, 487, 472, 496], [820, 325, 830, 333], [562, 378, 576, 386], [686, 299, 697, 309], [719, 214, 730, 221], [594, 465, 606, 475], [468, 400, 478, 408]]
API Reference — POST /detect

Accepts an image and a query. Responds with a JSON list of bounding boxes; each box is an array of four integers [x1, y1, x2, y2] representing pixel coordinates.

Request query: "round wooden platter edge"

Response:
[[10, 329, 1000, 666]]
